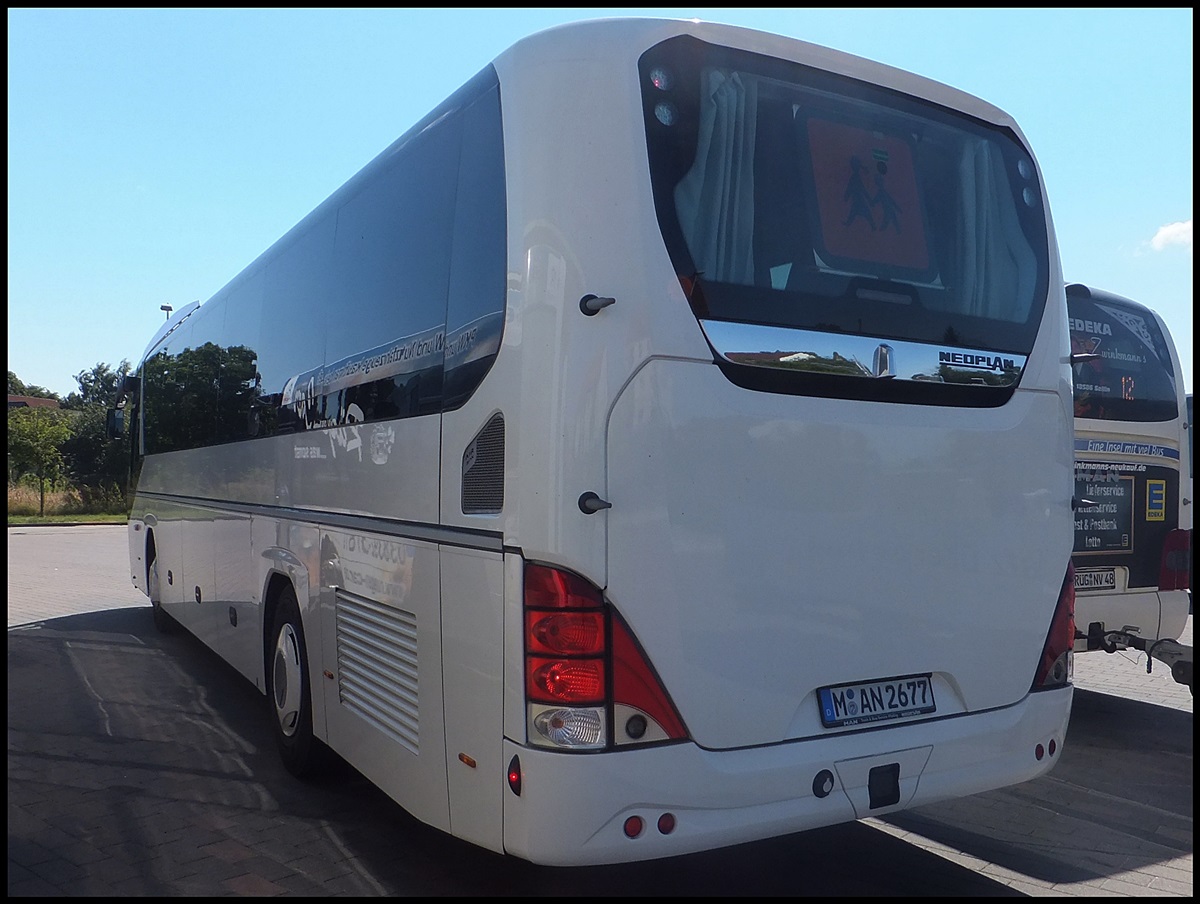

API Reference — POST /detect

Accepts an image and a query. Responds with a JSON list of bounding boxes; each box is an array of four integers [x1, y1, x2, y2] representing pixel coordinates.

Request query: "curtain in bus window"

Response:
[[673, 69, 758, 285], [955, 139, 1036, 322]]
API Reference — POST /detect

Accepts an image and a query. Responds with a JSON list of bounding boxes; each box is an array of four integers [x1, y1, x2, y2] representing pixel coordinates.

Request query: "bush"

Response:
[[64, 483, 130, 515], [7, 481, 72, 516], [7, 479, 129, 517]]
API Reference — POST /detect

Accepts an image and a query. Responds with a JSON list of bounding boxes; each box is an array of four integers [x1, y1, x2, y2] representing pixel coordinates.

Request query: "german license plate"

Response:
[[1074, 568, 1117, 592], [818, 674, 936, 728]]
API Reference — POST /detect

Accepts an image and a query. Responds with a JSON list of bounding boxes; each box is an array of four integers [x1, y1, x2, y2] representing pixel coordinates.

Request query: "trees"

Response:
[[63, 361, 130, 410], [8, 370, 60, 400], [8, 361, 132, 517], [7, 406, 72, 515]]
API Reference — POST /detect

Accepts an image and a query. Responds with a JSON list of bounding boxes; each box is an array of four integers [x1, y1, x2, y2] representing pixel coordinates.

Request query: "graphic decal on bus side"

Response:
[[1075, 439, 1180, 461], [278, 312, 504, 444], [1074, 461, 1134, 553], [1095, 303, 1158, 357], [281, 324, 446, 426], [327, 531, 416, 606]]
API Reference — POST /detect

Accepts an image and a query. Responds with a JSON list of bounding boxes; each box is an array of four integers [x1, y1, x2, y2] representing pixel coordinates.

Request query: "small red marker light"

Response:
[[1035, 744, 1045, 761], [507, 755, 521, 795], [657, 813, 676, 835], [623, 816, 644, 838]]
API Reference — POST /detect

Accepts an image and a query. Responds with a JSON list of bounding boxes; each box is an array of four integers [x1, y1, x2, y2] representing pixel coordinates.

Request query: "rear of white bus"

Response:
[[494, 20, 1075, 866], [1067, 284, 1192, 651]]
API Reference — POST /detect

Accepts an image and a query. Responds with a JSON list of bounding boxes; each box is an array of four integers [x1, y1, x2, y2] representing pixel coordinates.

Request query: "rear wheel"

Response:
[[267, 584, 328, 778]]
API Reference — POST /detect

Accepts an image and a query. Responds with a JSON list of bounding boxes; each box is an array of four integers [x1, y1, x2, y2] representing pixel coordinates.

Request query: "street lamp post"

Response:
[[160, 304, 173, 320]]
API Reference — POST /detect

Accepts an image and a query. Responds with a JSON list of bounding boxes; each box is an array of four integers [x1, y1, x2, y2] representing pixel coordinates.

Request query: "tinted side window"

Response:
[[216, 271, 267, 443], [320, 114, 462, 424], [255, 218, 336, 423], [444, 84, 507, 410], [143, 319, 193, 454]]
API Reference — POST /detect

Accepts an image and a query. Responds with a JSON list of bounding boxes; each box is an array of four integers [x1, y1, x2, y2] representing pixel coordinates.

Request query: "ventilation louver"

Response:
[[462, 413, 504, 514]]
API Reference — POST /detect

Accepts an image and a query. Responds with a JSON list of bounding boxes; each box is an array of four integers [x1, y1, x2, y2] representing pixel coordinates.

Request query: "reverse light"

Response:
[[532, 708, 603, 746]]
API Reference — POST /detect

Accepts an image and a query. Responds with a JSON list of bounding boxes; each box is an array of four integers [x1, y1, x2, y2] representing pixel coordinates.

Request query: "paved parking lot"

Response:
[[7, 524, 1193, 895]]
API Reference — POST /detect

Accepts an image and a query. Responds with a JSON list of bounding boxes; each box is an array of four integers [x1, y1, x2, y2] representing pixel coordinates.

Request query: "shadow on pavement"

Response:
[[7, 606, 1036, 896]]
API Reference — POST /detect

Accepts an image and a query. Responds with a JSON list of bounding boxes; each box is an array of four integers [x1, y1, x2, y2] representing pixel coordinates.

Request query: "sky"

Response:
[[7, 8, 1193, 398]]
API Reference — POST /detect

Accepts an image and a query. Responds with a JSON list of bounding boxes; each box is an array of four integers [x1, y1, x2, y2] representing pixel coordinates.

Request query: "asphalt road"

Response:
[[7, 524, 1193, 896]]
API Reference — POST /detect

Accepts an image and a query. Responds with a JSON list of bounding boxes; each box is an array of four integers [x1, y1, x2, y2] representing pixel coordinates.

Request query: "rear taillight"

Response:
[[1033, 561, 1075, 690], [1159, 529, 1192, 591], [523, 562, 687, 750]]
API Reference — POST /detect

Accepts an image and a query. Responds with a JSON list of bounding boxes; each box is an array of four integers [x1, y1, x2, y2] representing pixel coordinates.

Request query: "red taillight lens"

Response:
[[526, 657, 606, 703], [611, 610, 687, 740], [1033, 562, 1075, 689], [526, 610, 605, 655], [524, 563, 608, 713], [1159, 529, 1192, 591], [524, 563, 604, 608]]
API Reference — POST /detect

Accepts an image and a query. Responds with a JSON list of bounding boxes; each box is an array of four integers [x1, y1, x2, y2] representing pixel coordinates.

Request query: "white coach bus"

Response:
[[114, 18, 1078, 866], [1067, 283, 1191, 654]]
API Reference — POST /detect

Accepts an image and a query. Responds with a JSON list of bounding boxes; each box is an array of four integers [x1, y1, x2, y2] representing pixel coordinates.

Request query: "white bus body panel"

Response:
[[315, 526, 453, 837], [438, 545, 506, 852], [607, 364, 1073, 750], [501, 686, 1069, 866]]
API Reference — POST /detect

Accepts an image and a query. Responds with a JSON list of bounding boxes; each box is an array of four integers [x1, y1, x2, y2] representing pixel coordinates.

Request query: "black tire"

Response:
[[266, 584, 329, 779], [146, 541, 177, 634]]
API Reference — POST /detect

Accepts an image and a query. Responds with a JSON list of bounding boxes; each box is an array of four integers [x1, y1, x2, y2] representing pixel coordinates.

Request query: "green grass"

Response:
[[8, 513, 128, 526]]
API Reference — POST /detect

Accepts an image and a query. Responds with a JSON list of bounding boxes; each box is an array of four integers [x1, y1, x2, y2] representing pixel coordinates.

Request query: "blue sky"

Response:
[[8, 8, 1193, 397]]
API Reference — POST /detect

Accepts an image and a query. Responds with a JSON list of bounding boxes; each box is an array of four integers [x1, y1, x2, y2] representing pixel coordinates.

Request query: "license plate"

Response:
[[1074, 568, 1117, 592], [818, 674, 936, 728]]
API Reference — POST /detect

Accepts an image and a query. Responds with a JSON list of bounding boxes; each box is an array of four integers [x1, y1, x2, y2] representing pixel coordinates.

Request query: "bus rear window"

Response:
[[639, 36, 1050, 396], [1067, 286, 1179, 423]]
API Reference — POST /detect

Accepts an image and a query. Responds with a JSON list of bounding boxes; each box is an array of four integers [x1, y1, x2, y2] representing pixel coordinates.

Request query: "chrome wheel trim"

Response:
[[272, 623, 303, 737]]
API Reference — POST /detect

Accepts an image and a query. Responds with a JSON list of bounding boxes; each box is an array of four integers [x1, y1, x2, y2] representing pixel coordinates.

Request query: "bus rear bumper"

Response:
[[501, 685, 1072, 866]]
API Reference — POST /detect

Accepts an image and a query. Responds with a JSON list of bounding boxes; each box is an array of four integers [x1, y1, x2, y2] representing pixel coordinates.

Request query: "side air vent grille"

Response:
[[462, 412, 505, 514], [334, 588, 419, 755]]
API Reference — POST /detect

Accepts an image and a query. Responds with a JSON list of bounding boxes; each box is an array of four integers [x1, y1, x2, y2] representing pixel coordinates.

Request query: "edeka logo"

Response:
[[1069, 317, 1113, 336], [1146, 479, 1166, 522]]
